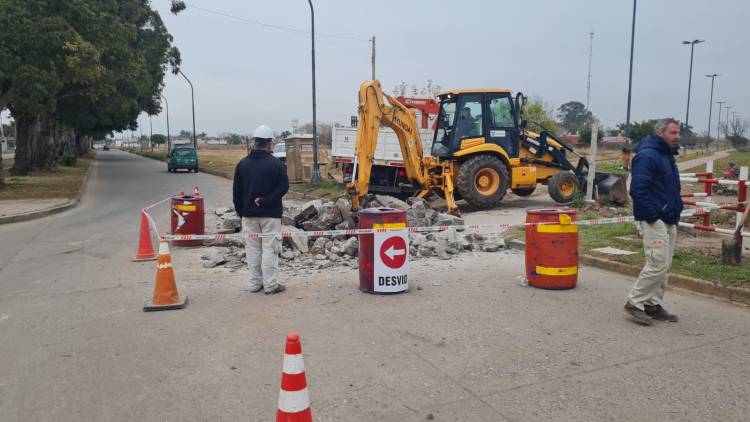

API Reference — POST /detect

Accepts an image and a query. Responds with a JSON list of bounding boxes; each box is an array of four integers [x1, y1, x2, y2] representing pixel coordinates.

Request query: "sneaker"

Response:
[[247, 285, 263, 293], [624, 302, 653, 326], [644, 304, 679, 322], [265, 284, 286, 295]]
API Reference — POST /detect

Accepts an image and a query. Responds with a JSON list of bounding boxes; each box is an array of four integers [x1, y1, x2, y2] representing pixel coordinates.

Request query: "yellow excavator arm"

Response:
[[347, 80, 434, 211]]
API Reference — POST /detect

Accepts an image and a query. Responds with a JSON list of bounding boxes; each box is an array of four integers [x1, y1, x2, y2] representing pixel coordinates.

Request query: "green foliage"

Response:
[[522, 98, 558, 134], [578, 125, 604, 145], [277, 130, 292, 141], [151, 134, 167, 145], [727, 136, 750, 149], [557, 101, 593, 134], [618, 119, 657, 143], [60, 150, 77, 166], [226, 133, 243, 145]]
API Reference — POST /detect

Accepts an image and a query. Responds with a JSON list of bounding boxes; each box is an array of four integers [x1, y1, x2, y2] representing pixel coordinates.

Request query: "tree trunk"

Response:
[[11, 114, 56, 175], [74, 132, 88, 156], [0, 116, 5, 187]]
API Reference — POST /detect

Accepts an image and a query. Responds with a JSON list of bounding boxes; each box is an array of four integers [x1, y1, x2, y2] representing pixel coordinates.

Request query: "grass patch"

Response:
[[130, 147, 248, 178], [0, 155, 94, 200], [290, 181, 346, 199]]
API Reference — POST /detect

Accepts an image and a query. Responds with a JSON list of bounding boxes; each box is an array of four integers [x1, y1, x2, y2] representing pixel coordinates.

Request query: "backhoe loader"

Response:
[[347, 80, 627, 214]]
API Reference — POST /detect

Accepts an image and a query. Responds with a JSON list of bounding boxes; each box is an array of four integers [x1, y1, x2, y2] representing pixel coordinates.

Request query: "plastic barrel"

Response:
[[171, 194, 205, 247], [358, 208, 408, 294], [525, 208, 578, 289]]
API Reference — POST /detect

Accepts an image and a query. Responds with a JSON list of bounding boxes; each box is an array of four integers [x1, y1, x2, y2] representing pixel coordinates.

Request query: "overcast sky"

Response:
[[4, 0, 748, 139]]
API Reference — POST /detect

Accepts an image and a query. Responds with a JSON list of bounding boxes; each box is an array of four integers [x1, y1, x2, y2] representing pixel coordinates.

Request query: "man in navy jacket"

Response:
[[233, 125, 289, 294], [624, 118, 683, 325]]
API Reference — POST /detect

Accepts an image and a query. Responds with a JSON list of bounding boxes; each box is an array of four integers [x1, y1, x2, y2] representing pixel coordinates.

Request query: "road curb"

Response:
[[0, 155, 95, 225], [506, 237, 750, 305], [579, 254, 750, 305]]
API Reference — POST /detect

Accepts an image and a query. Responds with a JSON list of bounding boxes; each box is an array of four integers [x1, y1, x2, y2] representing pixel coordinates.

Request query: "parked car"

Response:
[[167, 146, 199, 172], [102, 144, 110, 151], [273, 142, 286, 167]]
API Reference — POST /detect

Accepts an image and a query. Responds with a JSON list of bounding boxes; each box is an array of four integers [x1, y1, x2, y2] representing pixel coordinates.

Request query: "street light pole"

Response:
[[307, 0, 321, 184], [724, 106, 732, 138], [161, 94, 171, 154], [716, 101, 724, 151], [625, 0, 637, 142], [682, 39, 705, 135], [705, 74, 718, 142], [178, 69, 197, 149]]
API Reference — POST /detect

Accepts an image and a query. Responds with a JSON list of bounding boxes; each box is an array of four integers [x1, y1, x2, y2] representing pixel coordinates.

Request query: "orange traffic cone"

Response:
[[277, 333, 312, 422], [132, 209, 157, 261], [193, 186, 201, 198], [143, 240, 188, 312]]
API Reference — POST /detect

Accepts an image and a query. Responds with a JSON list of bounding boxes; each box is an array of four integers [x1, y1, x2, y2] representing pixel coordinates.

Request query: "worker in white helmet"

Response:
[[233, 125, 289, 294]]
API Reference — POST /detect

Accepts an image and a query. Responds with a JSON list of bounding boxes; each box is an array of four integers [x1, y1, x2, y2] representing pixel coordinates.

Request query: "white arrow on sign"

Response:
[[384, 245, 406, 260]]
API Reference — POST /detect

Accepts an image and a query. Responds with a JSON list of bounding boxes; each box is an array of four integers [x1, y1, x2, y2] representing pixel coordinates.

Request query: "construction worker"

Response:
[[625, 118, 683, 325], [233, 125, 289, 294]]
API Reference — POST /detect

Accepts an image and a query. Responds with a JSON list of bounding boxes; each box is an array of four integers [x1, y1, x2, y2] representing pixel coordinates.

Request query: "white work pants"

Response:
[[242, 217, 281, 292], [627, 220, 678, 310]]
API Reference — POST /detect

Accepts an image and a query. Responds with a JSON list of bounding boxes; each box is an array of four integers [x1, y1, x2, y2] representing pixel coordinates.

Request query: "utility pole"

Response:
[[307, 0, 320, 184], [724, 106, 732, 138], [586, 31, 594, 109], [716, 101, 724, 150], [178, 69, 197, 149], [371, 35, 376, 80], [625, 0, 637, 142], [705, 74, 718, 142]]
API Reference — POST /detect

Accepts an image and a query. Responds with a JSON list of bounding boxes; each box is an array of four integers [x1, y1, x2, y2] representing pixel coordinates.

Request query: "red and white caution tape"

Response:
[[158, 208, 712, 241]]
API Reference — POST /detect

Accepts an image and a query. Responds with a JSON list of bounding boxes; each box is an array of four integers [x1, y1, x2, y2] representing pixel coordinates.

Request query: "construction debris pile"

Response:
[[202, 195, 506, 272]]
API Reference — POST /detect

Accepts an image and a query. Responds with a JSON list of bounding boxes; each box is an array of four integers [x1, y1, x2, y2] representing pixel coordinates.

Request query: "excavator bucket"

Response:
[[594, 172, 629, 205]]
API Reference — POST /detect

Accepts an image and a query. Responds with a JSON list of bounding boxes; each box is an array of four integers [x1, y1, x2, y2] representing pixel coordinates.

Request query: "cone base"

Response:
[[143, 296, 188, 312], [132, 255, 158, 262]]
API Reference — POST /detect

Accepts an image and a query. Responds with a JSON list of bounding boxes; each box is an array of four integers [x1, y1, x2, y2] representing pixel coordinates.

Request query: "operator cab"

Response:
[[431, 89, 523, 158]]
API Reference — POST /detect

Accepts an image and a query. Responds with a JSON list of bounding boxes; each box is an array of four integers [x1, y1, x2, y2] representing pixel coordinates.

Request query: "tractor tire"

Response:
[[511, 186, 536, 197], [456, 155, 509, 208], [548, 171, 580, 203]]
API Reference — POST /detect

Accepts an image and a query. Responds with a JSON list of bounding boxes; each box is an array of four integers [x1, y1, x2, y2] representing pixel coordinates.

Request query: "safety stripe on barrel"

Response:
[[535, 265, 578, 276], [536, 224, 578, 233], [278, 388, 311, 413]]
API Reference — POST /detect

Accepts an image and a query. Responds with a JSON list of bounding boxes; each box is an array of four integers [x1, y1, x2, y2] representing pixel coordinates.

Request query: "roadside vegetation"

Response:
[[686, 151, 750, 173], [0, 155, 94, 200]]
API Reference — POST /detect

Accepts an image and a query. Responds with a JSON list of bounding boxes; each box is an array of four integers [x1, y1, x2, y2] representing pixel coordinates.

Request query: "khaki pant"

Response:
[[627, 220, 677, 310], [242, 217, 282, 292]]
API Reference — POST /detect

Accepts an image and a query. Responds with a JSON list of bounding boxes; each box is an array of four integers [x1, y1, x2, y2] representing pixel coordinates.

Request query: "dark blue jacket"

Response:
[[232, 149, 289, 218], [630, 134, 683, 224]]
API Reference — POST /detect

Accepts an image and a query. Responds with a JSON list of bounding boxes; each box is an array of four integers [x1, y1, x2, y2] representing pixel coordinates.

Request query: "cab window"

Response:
[[455, 95, 482, 140], [431, 100, 456, 157], [489, 96, 514, 128]]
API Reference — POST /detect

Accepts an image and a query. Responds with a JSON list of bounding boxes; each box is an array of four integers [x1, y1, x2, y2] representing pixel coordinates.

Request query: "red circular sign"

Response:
[[380, 236, 407, 269]]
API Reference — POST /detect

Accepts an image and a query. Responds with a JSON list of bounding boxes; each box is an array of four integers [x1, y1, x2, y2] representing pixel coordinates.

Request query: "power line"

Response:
[[179, 2, 369, 42]]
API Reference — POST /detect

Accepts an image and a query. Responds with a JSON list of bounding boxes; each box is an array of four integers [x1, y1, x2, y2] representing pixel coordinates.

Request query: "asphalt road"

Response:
[[1, 150, 750, 421]]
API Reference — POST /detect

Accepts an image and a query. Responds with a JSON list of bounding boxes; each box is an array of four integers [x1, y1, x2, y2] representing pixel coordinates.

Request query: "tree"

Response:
[[578, 125, 603, 145], [557, 101, 592, 134], [178, 130, 192, 139], [392, 82, 408, 97], [297, 121, 333, 146], [617, 119, 658, 143], [276, 130, 291, 141], [729, 117, 747, 138], [0, 0, 180, 175], [226, 133, 243, 145], [392, 80, 442, 98], [522, 98, 558, 134], [151, 133, 166, 145]]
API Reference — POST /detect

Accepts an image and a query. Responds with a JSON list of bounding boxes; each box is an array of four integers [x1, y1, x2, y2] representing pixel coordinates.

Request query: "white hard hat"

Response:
[[253, 125, 274, 140]]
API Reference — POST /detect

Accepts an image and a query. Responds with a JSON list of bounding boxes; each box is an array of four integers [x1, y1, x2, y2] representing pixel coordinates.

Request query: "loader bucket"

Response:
[[594, 172, 628, 205]]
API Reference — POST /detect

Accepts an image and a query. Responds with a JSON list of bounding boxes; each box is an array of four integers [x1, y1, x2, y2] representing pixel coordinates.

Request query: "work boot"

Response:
[[265, 284, 286, 295], [644, 304, 679, 322], [247, 285, 263, 293], [624, 302, 653, 326]]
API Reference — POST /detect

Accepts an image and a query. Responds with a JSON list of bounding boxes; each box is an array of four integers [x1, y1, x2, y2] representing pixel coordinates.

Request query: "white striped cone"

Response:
[[277, 333, 312, 422]]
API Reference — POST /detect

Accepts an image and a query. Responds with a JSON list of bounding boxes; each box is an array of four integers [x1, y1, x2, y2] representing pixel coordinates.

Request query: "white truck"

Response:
[[332, 126, 435, 195]]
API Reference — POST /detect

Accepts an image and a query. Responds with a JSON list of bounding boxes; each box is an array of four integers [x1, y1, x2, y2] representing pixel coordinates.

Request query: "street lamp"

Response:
[[716, 101, 724, 150], [705, 74, 719, 141], [724, 106, 732, 138], [682, 39, 705, 135], [624, 0, 637, 142], [307, 0, 321, 184], [178, 69, 197, 149], [161, 94, 171, 154]]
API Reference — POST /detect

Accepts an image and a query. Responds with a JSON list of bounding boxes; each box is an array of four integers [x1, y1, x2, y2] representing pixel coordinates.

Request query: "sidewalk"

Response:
[[0, 198, 75, 223], [678, 150, 731, 171]]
